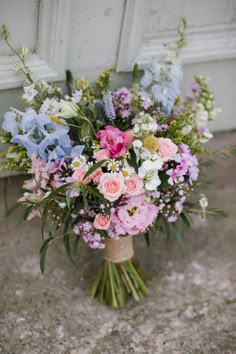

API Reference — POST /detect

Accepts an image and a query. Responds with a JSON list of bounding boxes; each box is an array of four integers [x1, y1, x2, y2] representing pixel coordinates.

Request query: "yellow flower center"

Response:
[[128, 207, 137, 216], [49, 115, 61, 124], [73, 161, 82, 168], [143, 135, 160, 153], [122, 170, 129, 177]]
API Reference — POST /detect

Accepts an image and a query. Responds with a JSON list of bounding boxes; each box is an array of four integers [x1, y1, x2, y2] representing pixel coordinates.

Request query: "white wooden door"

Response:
[[0, 0, 235, 175]]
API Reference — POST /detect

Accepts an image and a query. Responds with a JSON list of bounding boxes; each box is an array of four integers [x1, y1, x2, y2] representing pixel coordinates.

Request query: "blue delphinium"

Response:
[[3, 108, 83, 161], [141, 63, 183, 116]]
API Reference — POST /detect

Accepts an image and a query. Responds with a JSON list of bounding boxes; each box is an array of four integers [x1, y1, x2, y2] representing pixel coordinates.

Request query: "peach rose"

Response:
[[72, 167, 91, 185], [158, 138, 178, 161], [125, 174, 144, 196], [98, 173, 126, 202], [93, 149, 110, 161], [94, 213, 111, 230], [92, 168, 103, 184]]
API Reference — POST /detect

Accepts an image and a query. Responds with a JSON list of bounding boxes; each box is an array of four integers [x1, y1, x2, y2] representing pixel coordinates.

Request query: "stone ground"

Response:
[[0, 131, 236, 354]]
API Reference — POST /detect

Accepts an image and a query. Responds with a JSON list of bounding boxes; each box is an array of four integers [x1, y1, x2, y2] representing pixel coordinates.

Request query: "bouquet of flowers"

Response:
[[0, 20, 231, 307]]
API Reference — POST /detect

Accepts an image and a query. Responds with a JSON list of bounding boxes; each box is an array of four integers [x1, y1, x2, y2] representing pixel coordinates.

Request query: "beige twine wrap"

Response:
[[103, 235, 134, 263]]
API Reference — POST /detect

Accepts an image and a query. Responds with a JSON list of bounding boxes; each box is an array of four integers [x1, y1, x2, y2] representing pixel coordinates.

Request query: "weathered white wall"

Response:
[[0, 0, 235, 157]]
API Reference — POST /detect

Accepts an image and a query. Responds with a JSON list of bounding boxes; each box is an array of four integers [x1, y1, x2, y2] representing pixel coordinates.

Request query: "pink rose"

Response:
[[94, 213, 111, 230], [72, 167, 91, 185], [123, 129, 133, 148], [93, 149, 110, 161], [92, 168, 102, 184], [158, 138, 178, 161], [125, 174, 144, 196], [97, 126, 128, 158], [98, 173, 126, 202]]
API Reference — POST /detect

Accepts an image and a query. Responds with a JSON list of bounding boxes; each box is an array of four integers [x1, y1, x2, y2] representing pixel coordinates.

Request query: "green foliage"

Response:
[[83, 159, 107, 179], [132, 63, 140, 84]]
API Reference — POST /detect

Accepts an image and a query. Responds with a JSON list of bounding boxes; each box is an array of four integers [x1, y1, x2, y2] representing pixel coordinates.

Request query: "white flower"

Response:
[[199, 194, 208, 210], [182, 125, 192, 136], [60, 100, 78, 118], [140, 148, 152, 160], [211, 107, 222, 119], [58, 202, 66, 209], [71, 90, 82, 104], [133, 140, 143, 149], [40, 98, 60, 115], [71, 155, 87, 170], [144, 170, 161, 191], [138, 157, 163, 191], [107, 159, 121, 173], [194, 103, 208, 129], [133, 125, 140, 134], [121, 160, 135, 178], [199, 131, 213, 143], [22, 84, 38, 103], [149, 154, 163, 169], [20, 46, 29, 58]]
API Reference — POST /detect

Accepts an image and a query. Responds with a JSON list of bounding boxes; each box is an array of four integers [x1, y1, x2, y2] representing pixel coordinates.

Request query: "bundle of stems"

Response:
[[90, 258, 149, 307]]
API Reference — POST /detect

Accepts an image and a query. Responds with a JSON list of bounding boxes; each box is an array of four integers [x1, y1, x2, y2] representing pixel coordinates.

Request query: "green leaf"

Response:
[[172, 224, 185, 250], [132, 63, 139, 84], [40, 237, 54, 274], [49, 215, 56, 237], [5, 203, 20, 217], [14, 207, 32, 230], [41, 207, 49, 241], [66, 188, 71, 208], [127, 149, 138, 173], [63, 234, 80, 271], [73, 236, 80, 257], [144, 232, 150, 247], [83, 159, 107, 180], [43, 183, 72, 201], [163, 219, 171, 241], [180, 212, 191, 228], [82, 190, 89, 209], [154, 219, 163, 239]]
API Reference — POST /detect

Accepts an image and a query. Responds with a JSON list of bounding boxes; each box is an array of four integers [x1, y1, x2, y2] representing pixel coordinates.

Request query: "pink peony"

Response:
[[72, 167, 91, 185], [109, 194, 158, 236], [93, 149, 110, 161], [94, 213, 111, 230], [92, 168, 103, 184], [124, 174, 144, 196], [158, 138, 178, 161], [98, 173, 126, 202], [97, 126, 128, 158]]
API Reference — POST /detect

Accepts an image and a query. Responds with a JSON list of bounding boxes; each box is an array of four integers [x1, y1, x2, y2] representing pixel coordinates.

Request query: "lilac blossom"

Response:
[[112, 88, 133, 119], [166, 144, 199, 186], [73, 221, 105, 249]]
